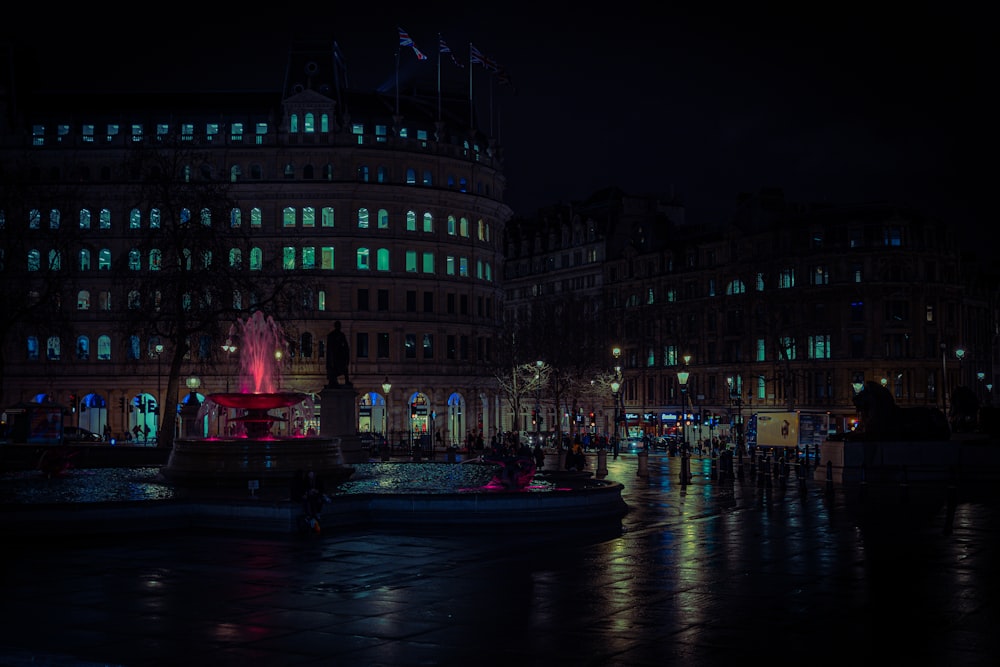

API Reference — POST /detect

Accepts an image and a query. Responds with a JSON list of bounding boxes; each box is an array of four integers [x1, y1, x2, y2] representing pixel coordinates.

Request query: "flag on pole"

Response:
[[470, 43, 486, 68], [398, 27, 428, 60], [439, 35, 464, 68]]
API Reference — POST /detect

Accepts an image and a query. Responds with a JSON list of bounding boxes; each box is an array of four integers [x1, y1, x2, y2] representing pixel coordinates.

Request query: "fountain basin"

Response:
[[161, 437, 354, 487], [0, 463, 628, 535]]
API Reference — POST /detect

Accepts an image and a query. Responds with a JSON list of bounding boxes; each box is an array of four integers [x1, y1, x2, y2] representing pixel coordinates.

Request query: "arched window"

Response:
[[376, 248, 390, 271], [97, 335, 112, 361], [149, 249, 162, 270], [76, 336, 90, 361], [98, 249, 111, 270], [304, 112, 315, 133], [422, 170, 432, 185], [129, 208, 141, 228], [27, 250, 40, 271], [200, 208, 211, 226], [128, 249, 141, 270], [77, 290, 90, 310], [99, 208, 111, 229], [48, 249, 62, 270], [406, 210, 417, 231], [289, 113, 298, 133], [78, 249, 91, 271], [249, 247, 263, 271], [229, 248, 242, 268], [323, 164, 334, 180], [27, 336, 39, 361], [230, 208, 241, 227], [377, 209, 389, 229], [180, 208, 191, 224], [230, 165, 241, 182], [422, 212, 433, 233], [377, 165, 389, 182], [447, 215, 457, 235], [357, 165, 369, 182], [358, 208, 369, 228], [46, 336, 61, 361], [320, 114, 330, 132], [128, 290, 141, 309], [460, 217, 469, 237], [251, 208, 262, 227], [303, 164, 314, 179], [28, 209, 40, 229], [302, 207, 315, 227], [79, 208, 91, 229], [283, 207, 296, 227], [356, 248, 370, 270], [284, 163, 294, 179], [406, 167, 416, 184], [321, 207, 334, 227], [128, 335, 141, 360]]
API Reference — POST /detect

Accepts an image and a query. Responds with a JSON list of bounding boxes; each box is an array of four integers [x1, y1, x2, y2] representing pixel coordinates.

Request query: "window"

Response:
[[302, 207, 315, 227], [377, 289, 389, 311], [405, 334, 417, 358], [377, 333, 390, 358], [406, 210, 417, 231], [321, 207, 335, 227], [376, 248, 390, 271], [357, 288, 369, 311], [283, 207, 296, 227], [808, 334, 831, 359], [422, 252, 434, 274], [321, 246, 334, 270], [357, 248, 370, 270], [358, 208, 369, 228], [355, 333, 369, 358], [377, 209, 389, 229], [406, 251, 418, 273], [423, 334, 434, 358], [422, 212, 433, 233]]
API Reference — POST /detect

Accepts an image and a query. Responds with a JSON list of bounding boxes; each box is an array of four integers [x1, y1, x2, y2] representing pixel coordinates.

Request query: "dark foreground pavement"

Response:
[[1, 453, 998, 667]]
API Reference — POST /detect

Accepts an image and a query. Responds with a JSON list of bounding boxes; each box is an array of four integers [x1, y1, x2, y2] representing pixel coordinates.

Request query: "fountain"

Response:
[[161, 312, 355, 488]]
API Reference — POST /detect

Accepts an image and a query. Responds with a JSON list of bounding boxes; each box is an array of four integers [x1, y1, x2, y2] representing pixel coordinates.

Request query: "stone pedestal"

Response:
[[596, 449, 608, 477], [320, 385, 365, 463]]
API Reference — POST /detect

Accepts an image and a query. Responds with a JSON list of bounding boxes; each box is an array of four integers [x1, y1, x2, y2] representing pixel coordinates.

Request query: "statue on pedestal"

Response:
[[326, 321, 351, 388]]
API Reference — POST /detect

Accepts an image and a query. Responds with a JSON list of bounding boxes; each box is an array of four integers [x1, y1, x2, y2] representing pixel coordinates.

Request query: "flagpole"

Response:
[[468, 43, 474, 129], [395, 48, 400, 116], [437, 35, 442, 122]]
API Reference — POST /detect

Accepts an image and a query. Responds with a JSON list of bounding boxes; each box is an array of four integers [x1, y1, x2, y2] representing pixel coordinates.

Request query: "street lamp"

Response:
[[677, 368, 690, 445], [535, 360, 544, 445], [221, 339, 237, 392], [611, 379, 621, 445], [153, 343, 164, 439], [381, 376, 392, 441], [727, 376, 743, 449]]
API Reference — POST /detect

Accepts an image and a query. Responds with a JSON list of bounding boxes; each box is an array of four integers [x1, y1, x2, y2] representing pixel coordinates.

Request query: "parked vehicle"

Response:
[[63, 426, 102, 443]]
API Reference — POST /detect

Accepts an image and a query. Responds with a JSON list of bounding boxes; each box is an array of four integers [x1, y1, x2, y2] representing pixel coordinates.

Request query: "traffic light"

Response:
[[68, 394, 77, 413], [531, 409, 537, 426], [410, 403, 417, 420]]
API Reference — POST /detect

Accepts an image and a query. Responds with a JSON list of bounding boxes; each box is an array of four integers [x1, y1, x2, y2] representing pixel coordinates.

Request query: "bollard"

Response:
[[637, 449, 649, 478], [825, 459, 834, 496], [597, 449, 608, 477], [710, 453, 718, 481], [680, 450, 690, 484], [381, 445, 390, 462]]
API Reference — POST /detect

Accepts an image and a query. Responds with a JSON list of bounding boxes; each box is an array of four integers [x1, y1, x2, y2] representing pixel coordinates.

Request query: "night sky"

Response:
[[6, 2, 990, 245]]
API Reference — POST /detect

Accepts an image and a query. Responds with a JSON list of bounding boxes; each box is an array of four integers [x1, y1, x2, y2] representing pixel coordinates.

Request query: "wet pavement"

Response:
[[1, 452, 998, 666]]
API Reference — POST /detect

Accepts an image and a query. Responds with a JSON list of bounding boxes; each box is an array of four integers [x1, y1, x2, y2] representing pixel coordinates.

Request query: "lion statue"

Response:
[[848, 381, 950, 441]]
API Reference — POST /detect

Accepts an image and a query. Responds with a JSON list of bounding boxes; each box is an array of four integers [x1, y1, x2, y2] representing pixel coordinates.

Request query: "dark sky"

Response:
[[7, 2, 991, 241]]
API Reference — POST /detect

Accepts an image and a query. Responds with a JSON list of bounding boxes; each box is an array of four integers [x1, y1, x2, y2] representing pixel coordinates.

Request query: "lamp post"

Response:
[[727, 376, 743, 450], [676, 364, 691, 483], [221, 339, 237, 392], [610, 379, 621, 446], [381, 377, 391, 459], [534, 359, 546, 445], [612, 346, 623, 442], [153, 343, 164, 439]]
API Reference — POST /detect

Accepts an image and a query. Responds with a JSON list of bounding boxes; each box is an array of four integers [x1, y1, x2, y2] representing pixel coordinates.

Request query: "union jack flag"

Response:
[[398, 27, 428, 60], [439, 35, 464, 67]]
